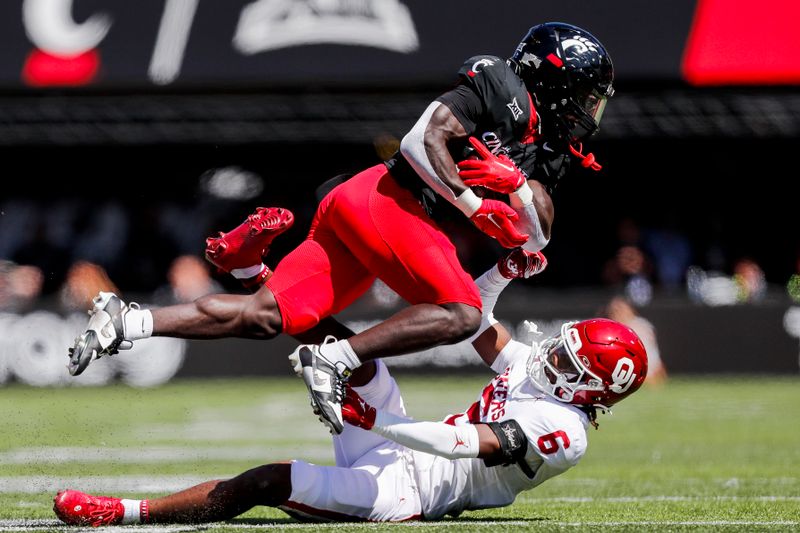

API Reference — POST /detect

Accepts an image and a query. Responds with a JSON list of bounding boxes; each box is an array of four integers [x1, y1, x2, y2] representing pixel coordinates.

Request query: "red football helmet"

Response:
[[527, 318, 648, 408]]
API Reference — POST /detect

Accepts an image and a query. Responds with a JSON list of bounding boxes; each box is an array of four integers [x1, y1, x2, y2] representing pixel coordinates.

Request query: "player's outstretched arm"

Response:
[[470, 249, 547, 369], [342, 387, 503, 460]]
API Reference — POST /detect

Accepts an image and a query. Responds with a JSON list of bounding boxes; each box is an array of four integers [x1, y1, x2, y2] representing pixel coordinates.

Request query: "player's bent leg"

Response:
[[333, 360, 405, 468], [281, 455, 421, 523], [323, 168, 483, 361], [346, 302, 481, 361], [54, 464, 293, 526], [148, 464, 292, 523]]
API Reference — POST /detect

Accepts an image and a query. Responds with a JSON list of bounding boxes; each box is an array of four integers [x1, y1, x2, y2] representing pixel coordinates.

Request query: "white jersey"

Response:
[[412, 339, 589, 519]]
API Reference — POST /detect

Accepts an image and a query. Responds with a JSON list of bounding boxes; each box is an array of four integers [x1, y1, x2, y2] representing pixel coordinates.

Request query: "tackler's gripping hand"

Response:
[[341, 385, 377, 430], [498, 248, 548, 279]]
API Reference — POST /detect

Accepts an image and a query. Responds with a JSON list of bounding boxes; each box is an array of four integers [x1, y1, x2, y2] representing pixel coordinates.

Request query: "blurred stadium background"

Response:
[[0, 0, 799, 529], [1, 0, 799, 383]]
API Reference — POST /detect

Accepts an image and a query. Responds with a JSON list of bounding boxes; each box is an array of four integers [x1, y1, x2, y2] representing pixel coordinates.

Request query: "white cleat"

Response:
[[288, 337, 351, 435], [67, 292, 134, 376]]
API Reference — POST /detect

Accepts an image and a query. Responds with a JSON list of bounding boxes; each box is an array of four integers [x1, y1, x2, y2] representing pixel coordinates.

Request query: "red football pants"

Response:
[[266, 164, 481, 335]]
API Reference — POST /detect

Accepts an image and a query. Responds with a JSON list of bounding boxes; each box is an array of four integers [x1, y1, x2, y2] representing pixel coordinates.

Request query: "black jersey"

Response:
[[386, 54, 571, 220], [436, 55, 571, 194]]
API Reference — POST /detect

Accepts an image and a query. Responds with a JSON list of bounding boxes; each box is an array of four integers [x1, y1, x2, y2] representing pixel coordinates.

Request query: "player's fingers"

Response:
[[499, 232, 529, 249], [456, 160, 484, 171], [496, 202, 518, 218], [501, 223, 528, 245], [468, 136, 493, 160], [460, 175, 490, 185]]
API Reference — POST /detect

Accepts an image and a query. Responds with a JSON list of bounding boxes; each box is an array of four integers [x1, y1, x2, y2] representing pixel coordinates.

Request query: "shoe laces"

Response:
[[248, 209, 286, 231], [319, 335, 350, 402], [86, 497, 120, 525]]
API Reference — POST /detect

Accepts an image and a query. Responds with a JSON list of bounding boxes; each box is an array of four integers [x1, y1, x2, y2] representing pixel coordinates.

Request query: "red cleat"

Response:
[[53, 489, 124, 527], [205, 207, 294, 286]]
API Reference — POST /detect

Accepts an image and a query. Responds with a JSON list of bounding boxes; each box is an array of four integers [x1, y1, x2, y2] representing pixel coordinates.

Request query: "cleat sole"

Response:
[[68, 332, 97, 376]]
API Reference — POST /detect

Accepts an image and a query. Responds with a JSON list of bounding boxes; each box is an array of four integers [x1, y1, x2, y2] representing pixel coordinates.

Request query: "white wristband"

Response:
[[466, 264, 510, 343], [455, 188, 482, 217], [509, 181, 533, 208]]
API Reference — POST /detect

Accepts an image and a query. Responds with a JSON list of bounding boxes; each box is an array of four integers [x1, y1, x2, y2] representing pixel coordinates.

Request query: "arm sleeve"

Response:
[[466, 264, 510, 344], [399, 101, 458, 204], [371, 410, 481, 459], [399, 102, 483, 215], [509, 184, 549, 252]]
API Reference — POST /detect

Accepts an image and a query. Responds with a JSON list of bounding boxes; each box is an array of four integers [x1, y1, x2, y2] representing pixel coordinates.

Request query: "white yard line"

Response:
[[551, 522, 800, 527], [0, 476, 220, 494], [0, 520, 203, 532], [524, 495, 800, 502], [1, 519, 799, 530], [0, 446, 331, 464]]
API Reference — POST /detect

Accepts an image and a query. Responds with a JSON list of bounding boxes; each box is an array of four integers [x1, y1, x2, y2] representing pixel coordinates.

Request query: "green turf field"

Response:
[[1, 374, 798, 531]]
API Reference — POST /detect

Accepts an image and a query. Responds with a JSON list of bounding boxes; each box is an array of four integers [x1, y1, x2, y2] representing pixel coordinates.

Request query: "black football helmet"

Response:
[[510, 22, 614, 143]]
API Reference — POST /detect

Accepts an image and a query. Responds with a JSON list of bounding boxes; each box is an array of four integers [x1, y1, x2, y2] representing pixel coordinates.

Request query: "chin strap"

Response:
[[568, 142, 602, 171]]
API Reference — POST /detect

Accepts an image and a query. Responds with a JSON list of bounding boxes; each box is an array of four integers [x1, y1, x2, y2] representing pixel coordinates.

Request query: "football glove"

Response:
[[341, 386, 377, 430], [457, 137, 526, 194], [498, 248, 548, 279], [470, 200, 529, 249]]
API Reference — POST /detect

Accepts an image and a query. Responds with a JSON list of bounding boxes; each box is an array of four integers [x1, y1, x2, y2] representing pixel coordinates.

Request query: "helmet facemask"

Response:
[[557, 86, 613, 141], [527, 322, 606, 404]]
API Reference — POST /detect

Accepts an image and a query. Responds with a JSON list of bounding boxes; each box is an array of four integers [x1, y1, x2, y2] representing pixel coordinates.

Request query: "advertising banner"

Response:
[[0, 0, 704, 89], [1, 295, 797, 387]]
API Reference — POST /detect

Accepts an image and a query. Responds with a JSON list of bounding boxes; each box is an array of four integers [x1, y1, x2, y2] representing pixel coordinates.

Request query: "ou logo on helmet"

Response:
[[609, 357, 636, 393]]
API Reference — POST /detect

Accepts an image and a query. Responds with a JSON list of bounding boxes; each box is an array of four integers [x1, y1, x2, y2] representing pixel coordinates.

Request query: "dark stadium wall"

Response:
[[2, 0, 699, 89], [3, 0, 796, 90], [0, 0, 798, 383], [2, 135, 797, 291]]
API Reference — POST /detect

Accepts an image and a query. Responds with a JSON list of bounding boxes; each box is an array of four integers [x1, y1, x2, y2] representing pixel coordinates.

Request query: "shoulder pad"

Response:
[[456, 55, 516, 99]]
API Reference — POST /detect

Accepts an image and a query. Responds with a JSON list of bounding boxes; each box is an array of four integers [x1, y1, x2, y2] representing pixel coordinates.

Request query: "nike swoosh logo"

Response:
[[300, 347, 332, 390], [311, 357, 330, 388], [312, 369, 328, 388], [542, 142, 554, 152], [486, 213, 503, 229]]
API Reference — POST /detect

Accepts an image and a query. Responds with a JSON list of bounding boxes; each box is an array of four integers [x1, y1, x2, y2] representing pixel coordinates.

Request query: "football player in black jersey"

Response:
[[67, 22, 615, 438], [391, 21, 614, 252]]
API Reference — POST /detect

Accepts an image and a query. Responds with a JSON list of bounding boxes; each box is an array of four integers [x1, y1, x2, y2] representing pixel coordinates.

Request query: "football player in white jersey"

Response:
[[54, 249, 648, 526]]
